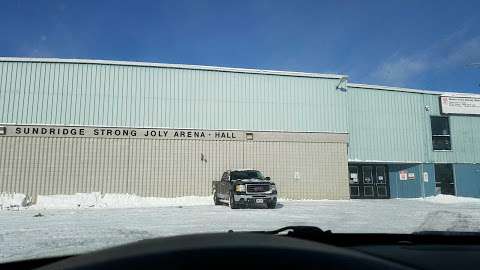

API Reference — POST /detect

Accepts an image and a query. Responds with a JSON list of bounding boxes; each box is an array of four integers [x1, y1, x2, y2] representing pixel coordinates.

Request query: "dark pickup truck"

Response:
[[212, 169, 277, 209]]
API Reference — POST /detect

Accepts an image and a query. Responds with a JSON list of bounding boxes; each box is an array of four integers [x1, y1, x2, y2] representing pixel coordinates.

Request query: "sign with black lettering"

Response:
[[2, 125, 243, 141], [440, 95, 480, 115]]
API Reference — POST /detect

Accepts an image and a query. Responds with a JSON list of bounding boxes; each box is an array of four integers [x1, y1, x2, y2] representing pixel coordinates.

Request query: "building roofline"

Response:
[[347, 83, 480, 97], [0, 57, 347, 80]]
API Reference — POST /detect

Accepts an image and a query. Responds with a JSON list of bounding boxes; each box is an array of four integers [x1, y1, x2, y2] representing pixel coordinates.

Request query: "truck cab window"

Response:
[[230, 170, 264, 180]]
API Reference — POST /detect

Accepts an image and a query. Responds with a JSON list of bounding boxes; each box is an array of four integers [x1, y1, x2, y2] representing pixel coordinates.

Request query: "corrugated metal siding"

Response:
[[388, 163, 435, 198], [388, 164, 422, 198], [0, 136, 349, 200], [348, 86, 480, 163], [454, 164, 480, 198], [348, 88, 429, 162], [422, 163, 436, 197], [0, 61, 347, 133]]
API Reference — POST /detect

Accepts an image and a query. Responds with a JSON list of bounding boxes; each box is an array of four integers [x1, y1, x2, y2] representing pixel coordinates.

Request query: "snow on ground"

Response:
[[415, 194, 480, 204], [0, 193, 26, 209], [1, 194, 480, 263], [33, 193, 212, 209]]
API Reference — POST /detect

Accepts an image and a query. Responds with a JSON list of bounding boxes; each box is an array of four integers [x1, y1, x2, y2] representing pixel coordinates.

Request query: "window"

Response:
[[362, 166, 373, 184], [230, 170, 264, 180], [431, 116, 451, 150]]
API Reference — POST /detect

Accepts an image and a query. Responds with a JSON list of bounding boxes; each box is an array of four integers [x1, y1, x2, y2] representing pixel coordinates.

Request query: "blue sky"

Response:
[[1, 0, 479, 93]]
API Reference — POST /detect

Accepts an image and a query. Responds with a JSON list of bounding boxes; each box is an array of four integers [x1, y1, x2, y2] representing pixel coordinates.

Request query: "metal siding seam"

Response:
[[128, 66, 133, 127], [6, 63, 14, 122], [162, 140, 167, 197], [135, 139, 141, 195], [133, 139, 139, 195], [60, 138, 66, 194], [43, 64, 53, 123], [115, 131, 120, 194], [19, 63, 27, 123], [9, 62, 18, 123], [6, 137, 12, 192], [37, 63, 43, 123], [7, 138, 14, 193], [70, 138, 77, 193], [61, 63, 68, 124], [82, 65, 89, 125], [116, 139, 122, 193], [102, 65, 108, 126], [20, 137, 29, 194], [167, 139, 173, 197], [73, 64, 79, 124], [174, 139, 183, 197], [77, 137, 83, 194], [152, 140, 158, 197], [144, 139, 150, 196], [142, 140, 150, 196], [28, 138, 37, 197], [98, 138, 105, 193], [14, 137, 23, 194], [149, 68, 154, 127], [59, 138, 66, 194], [50, 64, 58, 124], [45, 137, 53, 195], [84, 138, 91, 193], [91, 65, 97, 125], [114, 66, 120, 126], [25, 63, 33, 123], [0, 139, 5, 192], [88, 138, 96, 193], [0, 64, 5, 121]]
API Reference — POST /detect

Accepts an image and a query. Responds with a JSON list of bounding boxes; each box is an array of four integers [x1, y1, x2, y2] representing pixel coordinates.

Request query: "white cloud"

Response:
[[369, 29, 480, 86], [371, 56, 429, 85], [445, 36, 480, 66]]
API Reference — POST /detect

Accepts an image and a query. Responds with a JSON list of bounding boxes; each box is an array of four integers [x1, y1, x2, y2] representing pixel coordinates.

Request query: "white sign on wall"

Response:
[[440, 95, 480, 115], [423, 172, 429, 182], [399, 170, 408, 181]]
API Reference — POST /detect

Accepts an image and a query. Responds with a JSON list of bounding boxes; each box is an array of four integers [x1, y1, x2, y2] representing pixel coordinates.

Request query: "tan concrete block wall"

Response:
[[0, 137, 349, 200]]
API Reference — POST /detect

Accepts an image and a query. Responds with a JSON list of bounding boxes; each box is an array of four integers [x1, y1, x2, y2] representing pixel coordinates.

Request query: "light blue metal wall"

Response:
[[348, 86, 480, 164], [389, 164, 422, 198], [454, 164, 480, 198], [388, 163, 435, 198], [0, 60, 348, 133]]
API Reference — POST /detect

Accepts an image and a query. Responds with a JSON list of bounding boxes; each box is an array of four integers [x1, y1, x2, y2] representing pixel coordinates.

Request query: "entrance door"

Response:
[[434, 164, 455, 195], [349, 164, 390, 199]]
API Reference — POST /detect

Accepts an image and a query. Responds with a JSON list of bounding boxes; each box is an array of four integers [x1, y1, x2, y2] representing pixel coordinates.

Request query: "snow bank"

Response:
[[0, 193, 26, 209], [414, 194, 480, 204], [98, 194, 212, 208], [33, 193, 213, 209], [35, 193, 102, 208]]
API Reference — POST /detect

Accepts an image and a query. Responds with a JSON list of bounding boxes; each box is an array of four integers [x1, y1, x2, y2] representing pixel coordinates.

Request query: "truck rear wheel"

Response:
[[229, 194, 238, 209]]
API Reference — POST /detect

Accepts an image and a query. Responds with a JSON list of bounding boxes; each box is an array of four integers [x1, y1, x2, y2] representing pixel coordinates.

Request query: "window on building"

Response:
[[431, 116, 451, 150]]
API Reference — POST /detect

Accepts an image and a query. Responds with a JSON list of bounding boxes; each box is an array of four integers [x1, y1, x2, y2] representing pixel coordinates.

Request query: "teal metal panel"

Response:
[[388, 164, 422, 198], [388, 163, 436, 198], [454, 164, 480, 198], [348, 87, 429, 162], [422, 163, 436, 197], [0, 61, 347, 133], [348, 86, 480, 164]]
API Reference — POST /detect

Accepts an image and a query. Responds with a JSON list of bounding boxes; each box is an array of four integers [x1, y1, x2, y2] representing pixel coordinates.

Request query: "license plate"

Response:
[[255, 199, 264, 203]]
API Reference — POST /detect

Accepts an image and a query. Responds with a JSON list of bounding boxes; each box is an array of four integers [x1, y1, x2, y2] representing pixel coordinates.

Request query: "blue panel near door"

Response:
[[388, 164, 422, 198], [454, 164, 480, 198], [423, 164, 436, 197]]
